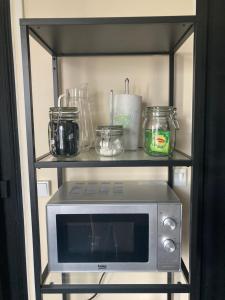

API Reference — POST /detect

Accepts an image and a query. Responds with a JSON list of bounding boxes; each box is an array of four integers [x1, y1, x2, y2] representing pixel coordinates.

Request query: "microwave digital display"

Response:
[[56, 214, 149, 263]]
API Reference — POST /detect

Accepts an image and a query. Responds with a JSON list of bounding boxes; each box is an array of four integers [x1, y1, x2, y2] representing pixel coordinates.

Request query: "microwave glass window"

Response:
[[56, 214, 149, 263]]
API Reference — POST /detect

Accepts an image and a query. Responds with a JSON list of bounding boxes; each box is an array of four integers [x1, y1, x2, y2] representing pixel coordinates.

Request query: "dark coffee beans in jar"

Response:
[[48, 107, 80, 157]]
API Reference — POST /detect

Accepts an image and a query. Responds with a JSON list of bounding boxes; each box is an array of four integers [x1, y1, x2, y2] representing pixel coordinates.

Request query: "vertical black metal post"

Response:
[[190, 0, 208, 299], [167, 52, 175, 300], [167, 273, 174, 300], [52, 56, 59, 104], [20, 24, 42, 300], [169, 53, 175, 108], [52, 56, 63, 187], [168, 52, 175, 189], [52, 56, 68, 300]]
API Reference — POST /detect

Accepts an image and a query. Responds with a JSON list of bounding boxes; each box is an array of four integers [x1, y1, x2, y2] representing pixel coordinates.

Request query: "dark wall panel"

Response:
[[201, 0, 225, 299], [0, 0, 28, 299]]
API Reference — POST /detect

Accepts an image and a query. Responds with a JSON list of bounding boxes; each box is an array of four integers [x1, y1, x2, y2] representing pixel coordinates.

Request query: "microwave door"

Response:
[[56, 214, 149, 264]]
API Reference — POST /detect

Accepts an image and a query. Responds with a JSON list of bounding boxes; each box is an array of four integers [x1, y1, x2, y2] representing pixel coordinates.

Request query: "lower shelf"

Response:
[[41, 259, 189, 294], [41, 283, 190, 294]]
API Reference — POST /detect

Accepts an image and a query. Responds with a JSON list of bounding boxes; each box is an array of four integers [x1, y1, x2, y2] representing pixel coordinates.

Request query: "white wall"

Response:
[[10, 0, 195, 299], [23, 0, 195, 18]]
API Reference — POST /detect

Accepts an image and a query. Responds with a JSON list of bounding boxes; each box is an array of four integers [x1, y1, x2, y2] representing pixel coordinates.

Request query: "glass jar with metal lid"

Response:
[[48, 107, 80, 157], [143, 106, 179, 156], [95, 125, 124, 157]]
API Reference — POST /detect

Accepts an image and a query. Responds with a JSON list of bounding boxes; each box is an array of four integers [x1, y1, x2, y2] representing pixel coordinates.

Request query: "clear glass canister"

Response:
[[58, 84, 94, 151], [95, 125, 124, 157], [48, 107, 80, 157], [143, 106, 179, 156]]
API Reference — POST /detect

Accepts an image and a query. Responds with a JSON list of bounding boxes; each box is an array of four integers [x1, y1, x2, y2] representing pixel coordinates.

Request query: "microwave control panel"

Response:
[[157, 203, 182, 271]]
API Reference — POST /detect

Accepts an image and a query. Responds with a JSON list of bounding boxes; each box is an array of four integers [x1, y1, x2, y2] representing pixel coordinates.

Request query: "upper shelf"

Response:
[[20, 16, 195, 56], [35, 149, 192, 168]]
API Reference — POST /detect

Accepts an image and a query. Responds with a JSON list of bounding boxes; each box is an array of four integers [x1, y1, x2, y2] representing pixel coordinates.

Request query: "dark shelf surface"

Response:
[[41, 260, 189, 294], [20, 16, 195, 56], [35, 149, 192, 168], [41, 283, 190, 294]]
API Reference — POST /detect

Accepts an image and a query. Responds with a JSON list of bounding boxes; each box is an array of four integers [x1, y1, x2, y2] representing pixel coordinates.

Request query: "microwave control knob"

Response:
[[163, 217, 176, 231], [163, 239, 176, 253]]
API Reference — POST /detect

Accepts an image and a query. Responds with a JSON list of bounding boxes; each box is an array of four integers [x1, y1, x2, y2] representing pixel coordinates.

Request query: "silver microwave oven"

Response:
[[46, 181, 182, 272]]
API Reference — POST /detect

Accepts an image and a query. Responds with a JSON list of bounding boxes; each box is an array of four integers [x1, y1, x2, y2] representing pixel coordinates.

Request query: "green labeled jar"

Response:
[[143, 106, 179, 156]]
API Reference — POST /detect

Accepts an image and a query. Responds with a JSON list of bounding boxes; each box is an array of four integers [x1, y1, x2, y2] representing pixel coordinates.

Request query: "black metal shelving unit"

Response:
[[20, 6, 207, 300]]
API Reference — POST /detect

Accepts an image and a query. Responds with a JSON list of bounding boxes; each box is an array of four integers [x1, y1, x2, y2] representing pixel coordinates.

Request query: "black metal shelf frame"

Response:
[[40, 258, 190, 295], [20, 8, 207, 300]]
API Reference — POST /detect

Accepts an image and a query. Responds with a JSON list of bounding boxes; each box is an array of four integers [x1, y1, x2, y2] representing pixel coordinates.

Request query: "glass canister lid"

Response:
[[144, 106, 176, 117], [49, 107, 79, 120], [96, 125, 123, 136]]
